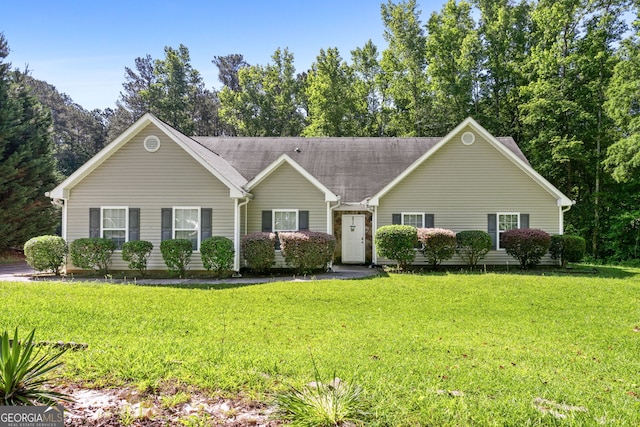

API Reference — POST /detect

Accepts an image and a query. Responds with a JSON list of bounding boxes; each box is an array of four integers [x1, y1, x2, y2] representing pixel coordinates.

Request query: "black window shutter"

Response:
[[262, 210, 273, 232], [520, 213, 529, 229], [128, 208, 140, 241], [425, 214, 434, 228], [201, 208, 213, 241], [299, 211, 309, 231], [89, 208, 100, 238], [488, 213, 497, 250], [392, 214, 402, 225], [161, 208, 172, 241]]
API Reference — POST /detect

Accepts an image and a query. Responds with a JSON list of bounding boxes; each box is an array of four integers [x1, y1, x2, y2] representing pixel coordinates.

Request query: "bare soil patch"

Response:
[[56, 383, 282, 426]]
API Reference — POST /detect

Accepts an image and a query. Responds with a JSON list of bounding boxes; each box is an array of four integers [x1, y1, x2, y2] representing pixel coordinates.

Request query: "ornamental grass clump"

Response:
[[374, 225, 417, 269], [502, 228, 551, 269], [200, 236, 235, 274], [549, 234, 586, 268], [0, 328, 71, 406], [121, 240, 153, 277], [241, 232, 276, 273], [276, 375, 368, 427], [279, 231, 336, 274], [456, 230, 492, 267], [69, 237, 115, 275], [23, 235, 67, 275], [417, 227, 457, 268], [160, 239, 193, 278]]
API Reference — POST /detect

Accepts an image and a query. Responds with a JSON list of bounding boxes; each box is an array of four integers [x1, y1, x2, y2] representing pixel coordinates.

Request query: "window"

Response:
[[498, 212, 519, 249], [90, 207, 139, 249], [174, 207, 200, 250], [402, 213, 424, 228], [392, 213, 434, 228], [101, 207, 128, 250], [161, 207, 211, 251], [273, 210, 298, 232]]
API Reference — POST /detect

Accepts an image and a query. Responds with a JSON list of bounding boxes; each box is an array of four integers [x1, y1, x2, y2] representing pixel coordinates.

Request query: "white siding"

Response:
[[66, 124, 235, 271], [377, 126, 561, 265]]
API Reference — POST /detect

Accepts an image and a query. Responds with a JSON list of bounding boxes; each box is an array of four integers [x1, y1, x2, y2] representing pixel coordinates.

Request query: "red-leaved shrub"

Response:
[[279, 231, 336, 274], [241, 232, 276, 273], [417, 228, 457, 268], [502, 228, 551, 269]]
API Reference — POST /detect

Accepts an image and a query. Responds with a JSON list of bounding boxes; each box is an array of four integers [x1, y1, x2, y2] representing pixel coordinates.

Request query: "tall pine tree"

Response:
[[0, 34, 57, 251]]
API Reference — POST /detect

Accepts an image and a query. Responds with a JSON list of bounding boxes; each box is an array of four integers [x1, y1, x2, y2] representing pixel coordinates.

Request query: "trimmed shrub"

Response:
[[502, 228, 551, 269], [121, 240, 153, 277], [69, 238, 116, 275], [160, 239, 193, 278], [201, 236, 235, 274], [279, 231, 336, 274], [549, 234, 586, 268], [456, 230, 492, 267], [417, 228, 457, 268], [241, 232, 276, 273], [23, 235, 67, 275], [374, 225, 417, 269]]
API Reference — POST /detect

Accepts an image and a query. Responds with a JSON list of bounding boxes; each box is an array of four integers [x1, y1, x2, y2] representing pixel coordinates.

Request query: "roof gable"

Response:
[[246, 154, 339, 202], [48, 114, 248, 199], [368, 117, 573, 207]]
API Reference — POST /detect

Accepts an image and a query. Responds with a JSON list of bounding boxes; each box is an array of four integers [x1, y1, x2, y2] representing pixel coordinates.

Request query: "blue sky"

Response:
[[3, 1, 443, 111]]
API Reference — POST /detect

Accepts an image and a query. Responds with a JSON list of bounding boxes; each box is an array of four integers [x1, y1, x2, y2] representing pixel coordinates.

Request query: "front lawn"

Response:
[[1, 269, 639, 425]]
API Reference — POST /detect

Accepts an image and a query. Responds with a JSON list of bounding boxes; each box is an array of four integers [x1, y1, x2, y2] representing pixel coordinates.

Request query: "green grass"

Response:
[[1, 268, 639, 425]]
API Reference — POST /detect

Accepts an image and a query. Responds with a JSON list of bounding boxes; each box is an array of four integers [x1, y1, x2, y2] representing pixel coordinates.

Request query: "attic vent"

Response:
[[144, 135, 161, 152], [461, 131, 475, 145]]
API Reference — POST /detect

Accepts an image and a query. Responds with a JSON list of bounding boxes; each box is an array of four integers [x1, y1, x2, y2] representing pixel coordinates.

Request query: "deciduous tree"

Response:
[[425, 0, 481, 135], [380, 0, 430, 136], [303, 47, 358, 136], [219, 48, 305, 136]]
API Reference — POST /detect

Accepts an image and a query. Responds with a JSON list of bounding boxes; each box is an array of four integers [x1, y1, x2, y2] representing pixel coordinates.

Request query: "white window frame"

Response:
[[101, 206, 128, 250], [273, 209, 299, 232], [401, 212, 425, 228], [173, 207, 201, 250], [497, 212, 520, 250]]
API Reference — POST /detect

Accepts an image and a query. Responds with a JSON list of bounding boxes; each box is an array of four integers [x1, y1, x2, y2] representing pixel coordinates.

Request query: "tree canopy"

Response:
[[10, 0, 640, 262]]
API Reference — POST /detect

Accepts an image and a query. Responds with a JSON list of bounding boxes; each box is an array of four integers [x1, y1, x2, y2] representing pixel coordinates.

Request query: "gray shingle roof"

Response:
[[192, 136, 529, 203]]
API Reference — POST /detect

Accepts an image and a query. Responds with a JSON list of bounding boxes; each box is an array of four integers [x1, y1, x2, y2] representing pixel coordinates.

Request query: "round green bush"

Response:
[[241, 232, 276, 273], [456, 230, 492, 267], [23, 235, 67, 275], [122, 240, 153, 277], [549, 234, 586, 267], [69, 238, 116, 274], [417, 228, 456, 268], [201, 236, 235, 273], [374, 225, 417, 269], [160, 239, 193, 278], [502, 228, 551, 269]]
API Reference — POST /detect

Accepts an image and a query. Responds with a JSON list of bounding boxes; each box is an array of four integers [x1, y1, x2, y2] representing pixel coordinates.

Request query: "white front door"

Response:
[[342, 214, 366, 264]]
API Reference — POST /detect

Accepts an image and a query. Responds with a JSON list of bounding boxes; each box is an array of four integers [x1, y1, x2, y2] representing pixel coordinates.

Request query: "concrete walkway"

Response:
[[0, 262, 381, 285]]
